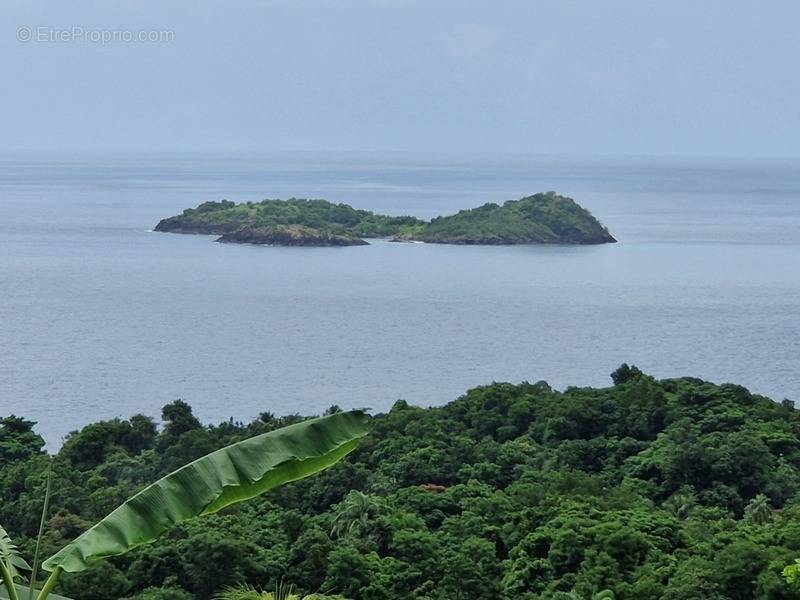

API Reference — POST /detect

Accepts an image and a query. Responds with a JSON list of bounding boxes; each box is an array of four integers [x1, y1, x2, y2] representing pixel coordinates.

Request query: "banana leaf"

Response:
[[43, 410, 369, 573], [0, 585, 70, 600]]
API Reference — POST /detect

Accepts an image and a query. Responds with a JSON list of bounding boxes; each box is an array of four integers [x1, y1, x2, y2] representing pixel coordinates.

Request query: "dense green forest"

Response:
[[398, 192, 616, 245], [153, 199, 424, 245], [154, 193, 615, 246], [2, 366, 800, 599]]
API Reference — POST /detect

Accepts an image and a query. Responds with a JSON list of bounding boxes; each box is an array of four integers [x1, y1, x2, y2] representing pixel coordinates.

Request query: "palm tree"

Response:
[[744, 493, 772, 525], [330, 490, 384, 538], [663, 491, 696, 520], [0, 525, 69, 600], [0, 526, 30, 597], [213, 583, 342, 599]]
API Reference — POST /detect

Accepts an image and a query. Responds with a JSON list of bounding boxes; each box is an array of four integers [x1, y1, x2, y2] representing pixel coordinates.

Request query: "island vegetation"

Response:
[[395, 193, 616, 245], [154, 193, 615, 246], [154, 199, 423, 247], [2, 367, 799, 599]]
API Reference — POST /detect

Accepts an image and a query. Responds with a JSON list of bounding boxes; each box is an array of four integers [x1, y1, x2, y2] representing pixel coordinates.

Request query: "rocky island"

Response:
[[154, 198, 423, 247], [396, 192, 616, 245], [154, 193, 615, 246]]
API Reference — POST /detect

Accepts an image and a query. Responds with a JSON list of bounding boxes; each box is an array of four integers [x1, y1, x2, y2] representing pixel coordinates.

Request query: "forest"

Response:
[[153, 198, 424, 242], [2, 366, 800, 599], [153, 193, 615, 246], [398, 192, 615, 245]]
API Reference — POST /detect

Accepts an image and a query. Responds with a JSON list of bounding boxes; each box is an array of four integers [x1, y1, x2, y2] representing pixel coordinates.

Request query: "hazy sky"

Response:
[[3, 0, 799, 157]]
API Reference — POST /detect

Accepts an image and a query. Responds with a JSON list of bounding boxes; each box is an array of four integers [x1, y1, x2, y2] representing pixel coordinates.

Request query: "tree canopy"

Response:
[[2, 369, 799, 598], [154, 193, 615, 246]]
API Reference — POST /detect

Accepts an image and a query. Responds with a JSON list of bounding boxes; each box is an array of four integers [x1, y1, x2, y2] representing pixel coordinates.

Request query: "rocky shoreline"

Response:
[[216, 225, 368, 246]]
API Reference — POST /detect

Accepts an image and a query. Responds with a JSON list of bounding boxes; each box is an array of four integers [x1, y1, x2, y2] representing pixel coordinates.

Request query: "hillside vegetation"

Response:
[[154, 193, 615, 246], [399, 193, 616, 244], [154, 199, 423, 246], [2, 367, 798, 599]]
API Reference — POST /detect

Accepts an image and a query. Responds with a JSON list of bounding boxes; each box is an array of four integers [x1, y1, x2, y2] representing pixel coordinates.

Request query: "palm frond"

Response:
[[213, 584, 274, 600], [0, 526, 30, 580]]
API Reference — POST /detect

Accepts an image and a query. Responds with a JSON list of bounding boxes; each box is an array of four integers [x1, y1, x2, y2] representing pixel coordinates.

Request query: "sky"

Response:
[[2, 0, 800, 157]]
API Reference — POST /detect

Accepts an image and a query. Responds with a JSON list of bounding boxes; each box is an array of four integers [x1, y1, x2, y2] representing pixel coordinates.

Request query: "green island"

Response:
[[3, 367, 800, 599], [154, 193, 616, 246]]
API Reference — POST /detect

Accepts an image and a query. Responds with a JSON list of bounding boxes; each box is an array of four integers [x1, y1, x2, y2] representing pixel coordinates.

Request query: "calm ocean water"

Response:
[[1, 153, 799, 446]]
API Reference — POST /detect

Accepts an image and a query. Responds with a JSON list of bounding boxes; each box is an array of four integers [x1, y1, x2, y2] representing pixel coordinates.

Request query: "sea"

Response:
[[1, 152, 798, 447]]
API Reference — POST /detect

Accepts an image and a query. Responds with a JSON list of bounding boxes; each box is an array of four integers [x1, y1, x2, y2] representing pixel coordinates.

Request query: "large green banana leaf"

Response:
[[43, 410, 369, 573], [0, 584, 71, 600]]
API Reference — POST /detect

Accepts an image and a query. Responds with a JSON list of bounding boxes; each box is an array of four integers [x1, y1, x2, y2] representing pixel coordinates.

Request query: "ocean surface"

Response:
[[1, 153, 799, 447]]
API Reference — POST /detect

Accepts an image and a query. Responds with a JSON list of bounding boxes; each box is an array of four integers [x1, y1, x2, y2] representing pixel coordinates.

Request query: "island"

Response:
[[154, 198, 423, 247], [396, 192, 616, 245], [154, 193, 616, 246]]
